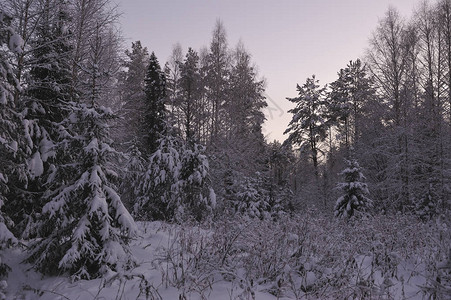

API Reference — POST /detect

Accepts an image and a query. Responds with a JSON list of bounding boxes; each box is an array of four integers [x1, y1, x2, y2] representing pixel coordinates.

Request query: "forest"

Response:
[[0, 0, 451, 299]]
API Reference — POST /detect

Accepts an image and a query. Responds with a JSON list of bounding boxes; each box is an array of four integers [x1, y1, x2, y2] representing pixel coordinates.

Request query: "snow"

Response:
[[89, 193, 108, 215], [0, 87, 6, 105], [39, 136, 55, 161], [4, 214, 449, 300], [73, 216, 90, 241], [3, 222, 282, 300], [8, 33, 24, 54], [209, 188, 217, 208], [85, 138, 99, 154], [28, 151, 44, 177], [10, 140, 17, 153], [0, 223, 16, 244]]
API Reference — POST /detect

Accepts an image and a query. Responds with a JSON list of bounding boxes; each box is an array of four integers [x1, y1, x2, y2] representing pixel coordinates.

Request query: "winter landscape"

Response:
[[1, 0, 451, 299]]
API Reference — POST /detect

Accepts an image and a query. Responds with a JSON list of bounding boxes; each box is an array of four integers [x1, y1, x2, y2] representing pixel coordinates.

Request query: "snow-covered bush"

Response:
[[335, 157, 372, 218], [224, 171, 291, 220], [154, 210, 449, 299]]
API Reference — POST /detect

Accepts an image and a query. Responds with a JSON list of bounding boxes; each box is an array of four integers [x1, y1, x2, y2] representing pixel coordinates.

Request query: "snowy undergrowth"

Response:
[[3, 211, 451, 299]]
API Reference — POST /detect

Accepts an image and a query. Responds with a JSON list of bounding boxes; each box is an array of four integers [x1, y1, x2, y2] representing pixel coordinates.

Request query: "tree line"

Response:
[[285, 1, 451, 219]]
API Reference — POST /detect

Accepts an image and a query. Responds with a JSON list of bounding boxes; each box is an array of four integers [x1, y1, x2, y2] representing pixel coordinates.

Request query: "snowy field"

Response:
[[4, 211, 450, 300]]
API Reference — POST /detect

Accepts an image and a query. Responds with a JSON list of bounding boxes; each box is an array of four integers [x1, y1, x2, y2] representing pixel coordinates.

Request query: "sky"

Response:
[[117, 0, 423, 142]]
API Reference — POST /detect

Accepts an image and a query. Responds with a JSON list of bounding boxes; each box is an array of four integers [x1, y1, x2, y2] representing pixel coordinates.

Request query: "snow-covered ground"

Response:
[[4, 213, 451, 299]]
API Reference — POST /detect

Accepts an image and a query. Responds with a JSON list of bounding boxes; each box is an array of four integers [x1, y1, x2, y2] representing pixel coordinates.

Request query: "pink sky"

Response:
[[118, 0, 423, 142]]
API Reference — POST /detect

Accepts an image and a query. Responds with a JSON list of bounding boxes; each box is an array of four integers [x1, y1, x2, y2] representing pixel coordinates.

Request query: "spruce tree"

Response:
[[0, 10, 21, 296], [28, 103, 138, 279], [136, 50, 217, 221], [334, 156, 372, 218], [25, 1, 137, 279], [135, 136, 216, 222], [11, 0, 73, 239], [142, 52, 166, 155], [329, 59, 374, 149], [179, 143, 216, 221], [135, 135, 182, 221]]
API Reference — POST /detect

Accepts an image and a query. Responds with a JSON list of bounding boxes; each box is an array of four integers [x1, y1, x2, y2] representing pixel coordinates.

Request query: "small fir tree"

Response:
[[415, 180, 439, 220], [179, 143, 216, 221], [120, 140, 146, 211], [335, 157, 372, 218], [135, 134, 182, 221]]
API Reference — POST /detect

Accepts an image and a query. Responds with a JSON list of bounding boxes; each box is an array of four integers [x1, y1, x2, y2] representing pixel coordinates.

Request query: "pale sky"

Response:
[[117, 0, 423, 142]]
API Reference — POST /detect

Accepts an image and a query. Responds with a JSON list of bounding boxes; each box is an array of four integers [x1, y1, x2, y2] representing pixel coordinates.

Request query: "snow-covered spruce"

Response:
[[334, 158, 372, 218], [415, 180, 440, 220], [179, 143, 216, 221], [135, 135, 182, 221], [120, 141, 146, 211], [11, 0, 74, 240], [0, 10, 22, 299], [234, 175, 270, 219], [28, 104, 137, 280], [135, 136, 215, 222], [227, 171, 290, 220]]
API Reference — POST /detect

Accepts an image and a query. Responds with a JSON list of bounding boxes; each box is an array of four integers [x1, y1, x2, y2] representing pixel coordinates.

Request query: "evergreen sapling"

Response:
[[335, 157, 372, 218]]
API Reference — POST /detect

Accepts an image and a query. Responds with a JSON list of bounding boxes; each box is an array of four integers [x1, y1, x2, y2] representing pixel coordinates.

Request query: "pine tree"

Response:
[[329, 59, 374, 150], [334, 156, 372, 218], [142, 52, 167, 155], [226, 42, 267, 175], [284, 75, 330, 177]]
